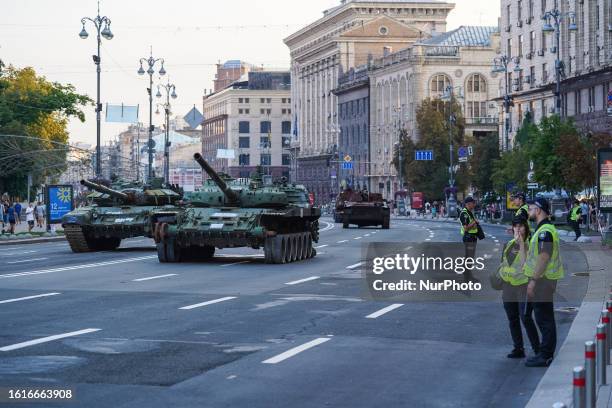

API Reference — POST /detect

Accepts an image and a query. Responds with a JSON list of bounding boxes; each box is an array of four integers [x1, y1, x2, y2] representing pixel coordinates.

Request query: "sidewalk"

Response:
[[0, 217, 64, 244]]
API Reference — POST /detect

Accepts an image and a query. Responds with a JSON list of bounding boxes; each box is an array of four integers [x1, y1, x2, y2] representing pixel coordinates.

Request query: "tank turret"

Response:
[[81, 179, 129, 201], [193, 153, 239, 203]]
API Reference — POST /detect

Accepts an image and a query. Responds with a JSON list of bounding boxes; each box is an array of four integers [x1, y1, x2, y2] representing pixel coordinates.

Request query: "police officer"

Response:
[[512, 192, 529, 222], [500, 215, 540, 359], [568, 199, 582, 241], [460, 197, 479, 282], [524, 197, 565, 367]]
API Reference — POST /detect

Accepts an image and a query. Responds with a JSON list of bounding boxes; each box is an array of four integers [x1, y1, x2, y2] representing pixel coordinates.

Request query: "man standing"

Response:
[[512, 192, 529, 221], [568, 199, 582, 241], [35, 201, 45, 229], [14, 201, 22, 225], [459, 197, 479, 282], [524, 198, 564, 367]]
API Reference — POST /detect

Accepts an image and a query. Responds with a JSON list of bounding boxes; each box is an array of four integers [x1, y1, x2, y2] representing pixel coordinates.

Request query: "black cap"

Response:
[[511, 192, 525, 201], [464, 196, 475, 204], [528, 197, 549, 214], [512, 214, 528, 225]]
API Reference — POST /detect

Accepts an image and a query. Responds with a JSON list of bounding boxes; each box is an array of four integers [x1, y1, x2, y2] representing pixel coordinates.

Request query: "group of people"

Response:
[[460, 192, 564, 368], [0, 200, 46, 234]]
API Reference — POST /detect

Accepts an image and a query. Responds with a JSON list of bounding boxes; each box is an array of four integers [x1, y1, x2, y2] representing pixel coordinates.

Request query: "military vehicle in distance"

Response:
[[335, 188, 390, 229], [152, 153, 320, 264], [62, 179, 181, 252]]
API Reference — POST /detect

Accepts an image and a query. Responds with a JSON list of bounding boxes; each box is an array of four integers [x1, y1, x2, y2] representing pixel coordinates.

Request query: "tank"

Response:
[[61, 178, 182, 252], [335, 188, 390, 229], [152, 153, 320, 264]]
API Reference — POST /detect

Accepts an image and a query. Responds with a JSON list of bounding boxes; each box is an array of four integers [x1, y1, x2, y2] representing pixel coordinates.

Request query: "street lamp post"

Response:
[[137, 48, 166, 183], [492, 55, 517, 151], [79, 1, 113, 178], [442, 85, 464, 188], [155, 81, 177, 184], [542, 7, 577, 115]]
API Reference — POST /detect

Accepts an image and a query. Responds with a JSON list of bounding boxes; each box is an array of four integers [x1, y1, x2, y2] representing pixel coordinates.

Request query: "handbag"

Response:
[[476, 223, 485, 240], [489, 266, 504, 290]]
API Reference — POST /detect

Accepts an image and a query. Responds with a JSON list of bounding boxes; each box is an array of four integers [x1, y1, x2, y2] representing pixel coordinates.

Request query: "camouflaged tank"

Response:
[[151, 153, 320, 264], [61, 178, 182, 252]]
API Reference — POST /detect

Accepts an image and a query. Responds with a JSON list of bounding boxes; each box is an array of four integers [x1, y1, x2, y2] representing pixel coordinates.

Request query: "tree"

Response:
[[470, 133, 500, 195], [0, 65, 91, 197]]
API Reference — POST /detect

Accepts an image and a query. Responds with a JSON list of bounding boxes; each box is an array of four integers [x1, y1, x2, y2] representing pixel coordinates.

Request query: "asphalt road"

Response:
[[0, 217, 588, 408]]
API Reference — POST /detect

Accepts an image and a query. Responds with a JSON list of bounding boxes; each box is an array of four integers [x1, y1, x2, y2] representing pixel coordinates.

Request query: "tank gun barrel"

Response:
[[193, 153, 238, 202], [80, 179, 129, 200]]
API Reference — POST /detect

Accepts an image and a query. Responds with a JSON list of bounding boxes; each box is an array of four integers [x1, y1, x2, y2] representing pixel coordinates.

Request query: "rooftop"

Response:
[[419, 25, 498, 47]]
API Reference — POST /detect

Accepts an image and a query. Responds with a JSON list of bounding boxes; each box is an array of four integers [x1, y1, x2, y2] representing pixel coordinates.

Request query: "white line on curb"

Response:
[[7, 257, 48, 264], [0, 292, 60, 305], [346, 262, 363, 270], [262, 337, 331, 364], [132, 274, 177, 282], [0, 328, 101, 352], [285, 276, 320, 285], [179, 296, 237, 310], [366, 304, 404, 319]]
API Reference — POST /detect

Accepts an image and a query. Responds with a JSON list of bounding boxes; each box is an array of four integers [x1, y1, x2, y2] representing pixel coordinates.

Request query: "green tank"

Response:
[[61, 178, 182, 252], [152, 153, 320, 264]]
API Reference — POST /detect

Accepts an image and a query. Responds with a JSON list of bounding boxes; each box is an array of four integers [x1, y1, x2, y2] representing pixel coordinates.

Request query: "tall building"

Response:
[[368, 26, 500, 200], [284, 0, 455, 203], [202, 71, 293, 180], [499, 0, 611, 147], [213, 60, 261, 93]]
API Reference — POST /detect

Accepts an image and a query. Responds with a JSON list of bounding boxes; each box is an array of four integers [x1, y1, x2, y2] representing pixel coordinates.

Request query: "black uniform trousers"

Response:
[[462, 234, 477, 280], [502, 283, 540, 352], [570, 220, 581, 239], [532, 279, 557, 358]]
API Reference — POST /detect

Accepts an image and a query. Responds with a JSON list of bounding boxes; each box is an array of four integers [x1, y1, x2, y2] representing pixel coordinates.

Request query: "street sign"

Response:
[[467, 146, 473, 156], [458, 157, 468, 163], [344, 155, 352, 162], [415, 150, 433, 161], [527, 171, 535, 182], [458, 147, 468, 158], [527, 182, 539, 189], [342, 162, 353, 170], [46, 185, 74, 224]]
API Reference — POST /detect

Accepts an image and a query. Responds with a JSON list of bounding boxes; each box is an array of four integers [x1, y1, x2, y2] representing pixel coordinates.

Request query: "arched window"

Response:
[[430, 74, 451, 97], [465, 74, 488, 120]]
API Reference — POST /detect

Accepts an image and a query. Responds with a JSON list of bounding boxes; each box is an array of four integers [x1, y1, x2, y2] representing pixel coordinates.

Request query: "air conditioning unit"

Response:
[[550, 46, 557, 53], [505, 25, 511, 32], [526, 17, 532, 24], [537, 49, 545, 56], [517, 21, 523, 28]]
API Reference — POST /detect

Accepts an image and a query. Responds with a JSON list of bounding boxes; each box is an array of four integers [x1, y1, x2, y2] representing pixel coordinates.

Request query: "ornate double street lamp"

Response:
[[137, 49, 166, 182], [491, 55, 517, 151], [79, 2, 113, 178], [155, 81, 177, 184]]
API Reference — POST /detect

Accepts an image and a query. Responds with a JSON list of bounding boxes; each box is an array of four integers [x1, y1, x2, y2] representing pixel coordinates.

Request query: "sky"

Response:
[[0, 0, 500, 146]]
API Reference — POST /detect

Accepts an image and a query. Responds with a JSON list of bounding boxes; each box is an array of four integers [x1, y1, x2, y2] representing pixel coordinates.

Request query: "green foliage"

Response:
[[470, 133, 500, 195]]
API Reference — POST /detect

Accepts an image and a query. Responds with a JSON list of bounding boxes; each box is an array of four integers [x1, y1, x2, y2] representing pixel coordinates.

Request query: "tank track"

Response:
[[264, 232, 316, 264], [64, 224, 92, 253]]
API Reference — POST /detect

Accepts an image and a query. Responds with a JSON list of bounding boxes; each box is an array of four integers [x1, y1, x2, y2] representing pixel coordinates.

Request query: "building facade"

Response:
[[213, 60, 261, 93], [202, 71, 293, 180], [284, 0, 455, 204], [368, 26, 500, 200], [332, 65, 370, 192], [499, 0, 611, 146]]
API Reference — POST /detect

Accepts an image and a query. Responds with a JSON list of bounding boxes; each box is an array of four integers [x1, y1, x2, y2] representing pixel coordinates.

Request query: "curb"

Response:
[[0, 236, 66, 246]]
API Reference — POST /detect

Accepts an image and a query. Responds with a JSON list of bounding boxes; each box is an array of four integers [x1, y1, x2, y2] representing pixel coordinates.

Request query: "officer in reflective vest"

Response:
[[523, 197, 565, 367], [500, 215, 540, 359], [459, 197, 479, 282], [568, 199, 582, 241]]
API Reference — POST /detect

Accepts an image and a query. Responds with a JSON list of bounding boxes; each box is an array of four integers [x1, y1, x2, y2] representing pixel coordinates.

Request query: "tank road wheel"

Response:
[[64, 225, 93, 253], [296, 233, 305, 261], [157, 242, 168, 263], [284, 235, 293, 264], [291, 234, 300, 262], [271, 235, 285, 264], [165, 239, 182, 263], [304, 235, 312, 259], [264, 238, 274, 264]]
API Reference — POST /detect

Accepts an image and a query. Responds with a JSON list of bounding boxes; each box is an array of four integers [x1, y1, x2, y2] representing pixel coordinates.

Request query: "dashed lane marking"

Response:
[[221, 261, 251, 267], [0, 292, 60, 305], [314, 244, 328, 249], [285, 276, 320, 285], [354, 237, 362, 240], [7, 257, 48, 264], [3, 250, 38, 256], [262, 337, 331, 364], [337, 240, 348, 244], [346, 262, 364, 270], [179, 296, 237, 310], [366, 304, 404, 319], [0, 328, 101, 352], [132, 274, 178, 282]]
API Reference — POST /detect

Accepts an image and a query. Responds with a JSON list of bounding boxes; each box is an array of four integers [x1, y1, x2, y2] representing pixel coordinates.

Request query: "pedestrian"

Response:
[[6, 202, 16, 234], [459, 197, 479, 282], [25, 203, 35, 232], [499, 215, 540, 359], [1, 200, 7, 227], [0, 200, 4, 231], [14, 201, 22, 225], [580, 199, 588, 227], [524, 197, 565, 367], [568, 199, 581, 241], [35, 202, 45, 229]]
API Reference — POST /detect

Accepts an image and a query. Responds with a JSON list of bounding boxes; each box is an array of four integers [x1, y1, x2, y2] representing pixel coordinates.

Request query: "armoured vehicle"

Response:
[[335, 189, 390, 229], [61, 179, 181, 252], [152, 153, 320, 264]]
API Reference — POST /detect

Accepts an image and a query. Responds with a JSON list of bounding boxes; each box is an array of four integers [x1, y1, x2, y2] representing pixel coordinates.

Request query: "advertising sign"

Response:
[[46, 185, 74, 224], [506, 183, 519, 210], [598, 148, 612, 212]]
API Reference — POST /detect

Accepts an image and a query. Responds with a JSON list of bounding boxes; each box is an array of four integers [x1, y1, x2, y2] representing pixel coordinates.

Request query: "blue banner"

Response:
[[46, 185, 74, 223]]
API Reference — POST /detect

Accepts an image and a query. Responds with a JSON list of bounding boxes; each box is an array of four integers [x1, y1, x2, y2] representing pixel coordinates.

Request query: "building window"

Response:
[[239, 121, 250, 133], [282, 154, 291, 166], [542, 63, 548, 83], [465, 74, 488, 119], [507, 4, 511, 26], [260, 136, 271, 148], [466, 74, 487, 93], [282, 136, 291, 148], [530, 66, 535, 87], [244, 98, 249, 103], [507, 38, 513, 58], [541, 0, 546, 15], [260, 98, 265, 103], [239, 109, 243, 114], [260, 121, 271, 134], [518, 35, 524, 57], [238, 98, 243, 103], [260, 153, 271, 166], [281, 121, 291, 134], [430, 74, 451, 97], [239, 136, 250, 148], [530, 31, 535, 53], [518, 0, 522, 21], [528, 0, 534, 19], [239, 154, 250, 166]]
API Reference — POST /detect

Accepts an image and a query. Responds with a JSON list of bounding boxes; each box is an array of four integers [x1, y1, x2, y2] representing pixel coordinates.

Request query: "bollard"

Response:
[[585, 341, 596, 408], [602, 309, 611, 365], [597, 324, 607, 385], [607, 300, 612, 355], [573, 366, 586, 408]]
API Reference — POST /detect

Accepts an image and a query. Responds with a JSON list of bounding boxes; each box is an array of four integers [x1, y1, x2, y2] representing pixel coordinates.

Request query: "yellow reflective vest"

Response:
[[460, 208, 478, 236], [499, 239, 529, 286], [570, 205, 581, 222], [523, 223, 564, 280]]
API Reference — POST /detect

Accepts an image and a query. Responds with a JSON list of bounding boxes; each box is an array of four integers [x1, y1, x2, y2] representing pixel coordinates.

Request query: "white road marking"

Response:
[[132, 274, 177, 282], [0, 255, 157, 279], [314, 244, 328, 249], [364, 234, 371, 237], [319, 221, 335, 233], [221, 261, 251, 267], [4, 250, 38, 256], [337, 240, 348, 244], [285, 276, 320, 285], [7, 257, 48, 264], [346, 262, 364, 270], [0, 292, 60, 305], [366, 304, 404, 319], [425, 238, 431, 241], [179, 296, 237, 310], [262, 337, 331, 364], [354, 237, 362, 240], [493, 248, 500, 252], [0, 328, 101, 352], [494, 240, 499, 243]]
